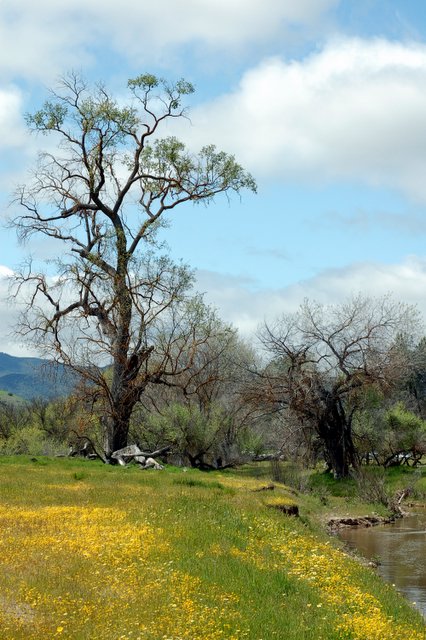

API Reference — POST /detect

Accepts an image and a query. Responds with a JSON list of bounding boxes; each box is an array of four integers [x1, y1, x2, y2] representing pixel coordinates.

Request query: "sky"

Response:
[[1, 0, 426, 355]]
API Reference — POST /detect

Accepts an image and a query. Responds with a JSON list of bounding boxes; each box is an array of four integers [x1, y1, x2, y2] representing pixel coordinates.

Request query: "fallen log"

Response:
[[110, 444, 170, 468]]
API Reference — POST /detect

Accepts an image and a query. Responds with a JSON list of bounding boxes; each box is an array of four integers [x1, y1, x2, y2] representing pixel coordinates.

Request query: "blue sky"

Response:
[[1, 0, 426, 354]]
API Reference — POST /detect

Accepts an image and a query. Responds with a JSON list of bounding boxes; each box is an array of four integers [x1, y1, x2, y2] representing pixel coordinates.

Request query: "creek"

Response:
[[339, 508, 426, 618]]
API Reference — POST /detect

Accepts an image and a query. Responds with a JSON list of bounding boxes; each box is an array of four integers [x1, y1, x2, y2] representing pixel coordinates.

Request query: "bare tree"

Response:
[[10, 73, 256, 458], [132, 325, 262, 468], [257, 295, 419, 478]]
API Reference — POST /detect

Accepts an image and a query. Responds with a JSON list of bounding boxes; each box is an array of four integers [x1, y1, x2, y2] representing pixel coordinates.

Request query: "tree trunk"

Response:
[[104, 374, 142, 458], [103, 408, 133, 458], [104, 253, 135, 457], [318, 399, 356, 479], [103, 412, 132, 459], [110, 408, 132, 453], [323, 429, 350, 479]]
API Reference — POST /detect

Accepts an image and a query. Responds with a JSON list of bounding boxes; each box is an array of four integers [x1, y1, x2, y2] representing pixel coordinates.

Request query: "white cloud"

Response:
[[196, 256, 426, 339], [3, 256, 426, 357], [0, 86, 25, 148], [0, 266, 13, 278], [0, 0, 339, 80], [0, 267, 39, 357], [183, 38, 426, 201], [96, 0, 339, 53]]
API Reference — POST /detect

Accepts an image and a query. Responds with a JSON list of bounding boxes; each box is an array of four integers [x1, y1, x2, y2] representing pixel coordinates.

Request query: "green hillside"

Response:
[[0, 352, 78, 400]]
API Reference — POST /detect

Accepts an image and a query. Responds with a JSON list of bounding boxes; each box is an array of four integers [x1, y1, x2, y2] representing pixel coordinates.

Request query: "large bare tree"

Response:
[[11, 73, 256, 458], [257, 296, 419, 478]]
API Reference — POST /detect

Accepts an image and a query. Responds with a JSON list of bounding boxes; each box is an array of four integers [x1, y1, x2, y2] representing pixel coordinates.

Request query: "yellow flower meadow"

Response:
[[0, 504, 242, 639]]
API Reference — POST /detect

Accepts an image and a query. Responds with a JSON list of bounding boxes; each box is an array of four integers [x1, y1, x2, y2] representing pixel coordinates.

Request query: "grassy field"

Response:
[[0, 457, 424, 639]]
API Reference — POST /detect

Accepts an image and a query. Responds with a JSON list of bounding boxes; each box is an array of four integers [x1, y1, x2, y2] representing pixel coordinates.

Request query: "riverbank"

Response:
[[277, 461, 426, 621], [0, 456, 424, 639], [327, 513, 401, 530]]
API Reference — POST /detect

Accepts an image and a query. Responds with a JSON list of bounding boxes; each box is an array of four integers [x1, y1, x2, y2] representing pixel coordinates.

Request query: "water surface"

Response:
[[339, 509, 426, 618]]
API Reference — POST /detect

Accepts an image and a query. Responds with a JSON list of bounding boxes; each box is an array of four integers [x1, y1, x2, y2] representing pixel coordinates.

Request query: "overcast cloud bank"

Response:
[[3, 256, 426, 355], [0, 0, 339, 81], [196, 256, 426, 338]]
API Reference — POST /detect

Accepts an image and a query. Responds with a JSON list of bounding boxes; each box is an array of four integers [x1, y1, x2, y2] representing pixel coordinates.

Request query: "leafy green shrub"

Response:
[[0, 427, 66, 456], [237, 430, 265, 457], [138, 402, 257, 468], [355, 402, 426, 468], [384, 403, 426, 464]]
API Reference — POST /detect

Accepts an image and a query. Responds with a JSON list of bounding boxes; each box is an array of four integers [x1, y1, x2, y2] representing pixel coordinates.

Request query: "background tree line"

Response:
[[3, 73, 426, 477], [2, 292, 426, 479]]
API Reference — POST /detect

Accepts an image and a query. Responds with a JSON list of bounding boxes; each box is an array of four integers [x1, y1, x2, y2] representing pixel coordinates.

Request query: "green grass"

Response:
[[0, 456, 424, 639]]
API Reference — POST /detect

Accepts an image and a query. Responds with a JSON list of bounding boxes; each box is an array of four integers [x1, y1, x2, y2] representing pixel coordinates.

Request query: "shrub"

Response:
[[351, 467, 391, 507], [0, 426, 66, 456]]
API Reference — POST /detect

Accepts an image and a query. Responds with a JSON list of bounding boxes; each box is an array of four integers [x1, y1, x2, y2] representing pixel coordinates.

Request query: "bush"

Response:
[[351, 467, 390, 507], [0, 427, 66, 456], [383, 403, 426, 465], [135, 402, 259, 468]]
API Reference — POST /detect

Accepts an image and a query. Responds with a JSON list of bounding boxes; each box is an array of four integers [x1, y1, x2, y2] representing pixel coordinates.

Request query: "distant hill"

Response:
[[0, 389, 27, 407], [0, 352, 78, 401]]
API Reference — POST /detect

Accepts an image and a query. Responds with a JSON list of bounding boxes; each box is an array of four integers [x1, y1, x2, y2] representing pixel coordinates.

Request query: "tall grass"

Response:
[[0, 456, 424, 639]]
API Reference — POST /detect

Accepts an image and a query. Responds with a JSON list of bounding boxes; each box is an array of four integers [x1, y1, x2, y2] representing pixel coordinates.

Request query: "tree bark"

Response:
[[318, 399, 357, 479]]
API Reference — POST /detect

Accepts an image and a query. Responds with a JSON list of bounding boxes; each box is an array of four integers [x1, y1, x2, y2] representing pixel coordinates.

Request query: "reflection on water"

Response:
[[339, 509, 426, 618]]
